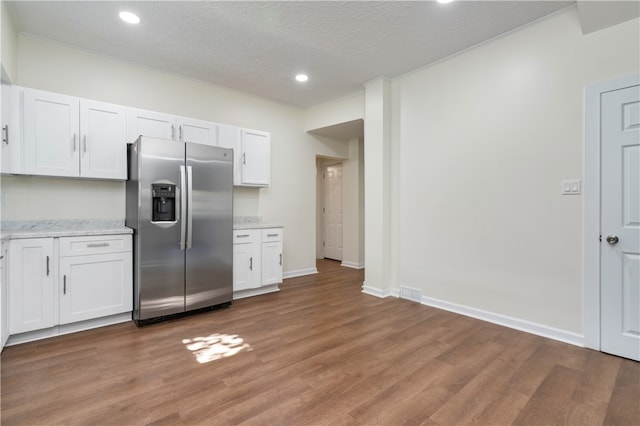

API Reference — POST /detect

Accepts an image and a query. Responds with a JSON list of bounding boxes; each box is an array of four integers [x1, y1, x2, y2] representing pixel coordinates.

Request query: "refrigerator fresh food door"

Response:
[[185, 143, 233, 310], [136, 137, 186, 320]]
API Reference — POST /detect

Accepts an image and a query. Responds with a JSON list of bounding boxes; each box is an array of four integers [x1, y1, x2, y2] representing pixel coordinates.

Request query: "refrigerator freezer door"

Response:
[[185, 143, 233, 310], [135, 137, 186, 320]]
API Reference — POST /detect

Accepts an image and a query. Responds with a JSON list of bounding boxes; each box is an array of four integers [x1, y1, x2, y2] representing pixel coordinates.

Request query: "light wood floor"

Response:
[[2, 260, 638, 425]]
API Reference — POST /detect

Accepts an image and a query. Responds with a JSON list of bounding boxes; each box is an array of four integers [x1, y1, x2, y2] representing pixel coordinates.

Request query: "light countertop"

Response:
[[233, 223, 283, 230], [1, 220, 132, 240]]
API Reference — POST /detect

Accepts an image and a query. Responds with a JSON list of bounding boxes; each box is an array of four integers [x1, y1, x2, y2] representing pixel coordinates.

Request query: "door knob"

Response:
[[606, 235, 619, 245]]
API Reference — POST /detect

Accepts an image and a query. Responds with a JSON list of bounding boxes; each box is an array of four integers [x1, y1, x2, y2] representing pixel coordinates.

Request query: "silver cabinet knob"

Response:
[[606, 235, 619, 245]]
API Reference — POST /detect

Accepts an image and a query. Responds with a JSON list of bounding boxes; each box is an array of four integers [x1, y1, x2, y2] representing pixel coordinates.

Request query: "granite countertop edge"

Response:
[[1, 220, 133, 240], [233, 223, 284, 230], [2, 227, 133, 240]]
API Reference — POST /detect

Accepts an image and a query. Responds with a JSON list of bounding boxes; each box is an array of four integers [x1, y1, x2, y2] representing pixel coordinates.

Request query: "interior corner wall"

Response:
[[1, 2, 18, 83], [304, 91, 365, 132], [394, 8, 640, 333], [342, 137, 364, 268], [3, 33, 327, 275]]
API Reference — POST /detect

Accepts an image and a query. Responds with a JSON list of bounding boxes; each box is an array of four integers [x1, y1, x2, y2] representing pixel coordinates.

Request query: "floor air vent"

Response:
[[399, 286, 422, 303]]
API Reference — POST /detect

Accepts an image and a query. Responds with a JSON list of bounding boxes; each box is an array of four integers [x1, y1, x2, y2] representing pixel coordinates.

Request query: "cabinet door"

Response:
[[59, 252, 133, 324], [23, 89, 80, 177], [9, 238, 56, 334], [80, 100, 128, 179], [178, 117, 217, 146], [1, 242, 8, 347], [261, 240, 283, 286], [128, 108, 175, 142], [1, 83, 19, 174], [217, 124, 242, 185], [233, 242, 258, 291], [241, 129, 271, 186]]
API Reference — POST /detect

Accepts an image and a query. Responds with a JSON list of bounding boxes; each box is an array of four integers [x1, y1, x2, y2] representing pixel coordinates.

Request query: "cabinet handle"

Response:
[[46, 256, 50, 276], [63, 275, 67, 295], [179, 125, 183, 141], [242, 153, 246, 165], [249, 256, 253, 271], [83, 135, 87, 153], [2, 125, 8, 144], [236, 234, 250, 238], [267, 233, 278, 237], [171, 124, 175, 140], [87, 242, 109, 248], [279, 253, 282, 266]]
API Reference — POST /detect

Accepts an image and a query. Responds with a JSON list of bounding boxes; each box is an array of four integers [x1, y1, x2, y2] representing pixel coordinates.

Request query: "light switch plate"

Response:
[[561, 179, 581, 195]]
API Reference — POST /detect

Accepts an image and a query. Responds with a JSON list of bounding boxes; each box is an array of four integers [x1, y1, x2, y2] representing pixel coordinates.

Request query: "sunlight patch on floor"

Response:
[[182, 333, 252, 364]]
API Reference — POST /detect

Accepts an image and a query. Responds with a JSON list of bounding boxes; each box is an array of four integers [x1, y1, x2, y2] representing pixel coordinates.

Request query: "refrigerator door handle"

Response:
[[186, 165, 193, 249], [179, 165, 187, 250]]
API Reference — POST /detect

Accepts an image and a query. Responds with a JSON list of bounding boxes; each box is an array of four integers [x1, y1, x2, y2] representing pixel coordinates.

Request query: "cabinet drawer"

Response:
[[233, 230, 258, 244], [261, 228, 282, 242], [59, 235, 132, 257]]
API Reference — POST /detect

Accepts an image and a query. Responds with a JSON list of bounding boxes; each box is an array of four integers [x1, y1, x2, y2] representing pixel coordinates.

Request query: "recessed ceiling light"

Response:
[[119, 11, 140, 24], [436, 0, 455, 3], [295, 74, 309, 82]]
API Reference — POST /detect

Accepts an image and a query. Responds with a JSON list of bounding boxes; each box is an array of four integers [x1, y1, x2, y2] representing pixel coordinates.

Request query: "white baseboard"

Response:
[[362, 283, 394, 298], [361, 285, 584, 347], [283, 267, 318, 279], [341, 261, 365, 269], [7, 312, 132, 346], [233, 285, 280, 300], [421, 295, 585, 347]]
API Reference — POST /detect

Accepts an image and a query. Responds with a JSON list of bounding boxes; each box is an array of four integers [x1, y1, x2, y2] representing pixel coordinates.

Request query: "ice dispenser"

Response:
[[151, 183, 176, 222]]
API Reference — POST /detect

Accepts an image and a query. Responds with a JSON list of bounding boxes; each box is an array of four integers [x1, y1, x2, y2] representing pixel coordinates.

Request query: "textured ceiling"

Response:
[[6, 1, 574, 107]]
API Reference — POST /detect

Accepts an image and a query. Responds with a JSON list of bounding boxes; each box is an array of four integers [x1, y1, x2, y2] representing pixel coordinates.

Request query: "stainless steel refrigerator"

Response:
[[126, 136, 233, 324]]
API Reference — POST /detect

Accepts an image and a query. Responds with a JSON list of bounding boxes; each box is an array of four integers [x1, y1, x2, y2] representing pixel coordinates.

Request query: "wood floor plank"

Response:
[[2, 260, 638, 425]]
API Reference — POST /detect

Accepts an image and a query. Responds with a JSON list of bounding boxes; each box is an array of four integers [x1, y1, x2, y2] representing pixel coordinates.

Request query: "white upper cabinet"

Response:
[[1, 83, 21, 174], [23, 89, 80, 177], [80, 100, 128, 179], [218, 125, 271, 187], [217, 124, 242, 183], [7, 86, 270, 185], [177, 116, 217, 146], [128, 108, 175, 142], [241, 129, 271, 187], [129, 108, 218, 146], [17, 87, 127, 179]]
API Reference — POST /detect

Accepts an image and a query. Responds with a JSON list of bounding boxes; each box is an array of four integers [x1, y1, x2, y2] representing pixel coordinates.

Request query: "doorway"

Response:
[[584, 74, 640, 361], [322, 163, 343, 261]]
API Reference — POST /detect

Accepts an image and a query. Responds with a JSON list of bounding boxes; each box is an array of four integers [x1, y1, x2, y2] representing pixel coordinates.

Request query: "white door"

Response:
[[79, 100, 128, 179], [601, 84, 640, 361], [23, 89, 80, 177], [323, 164, 343, 261], [128, 108, 175, 142]]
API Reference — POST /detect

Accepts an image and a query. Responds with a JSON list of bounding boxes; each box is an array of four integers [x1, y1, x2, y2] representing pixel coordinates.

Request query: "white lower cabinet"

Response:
[[233, 230, 261, 291], [0, 241, 8, 348], [8, 238, 56, 334], [7, 234, 132, 343], [59, 252, 132, 324], [233, 227, 283, 298], [261, 229, 283, 286]]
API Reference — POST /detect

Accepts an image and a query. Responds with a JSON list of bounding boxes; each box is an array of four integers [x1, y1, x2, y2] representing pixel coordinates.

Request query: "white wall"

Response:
[[304, 91, 364, 133], [342, 137, 364, 268], [392, 8, 640, 333], [2, 34, 348, 275], [1, 1, 18, 82]]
